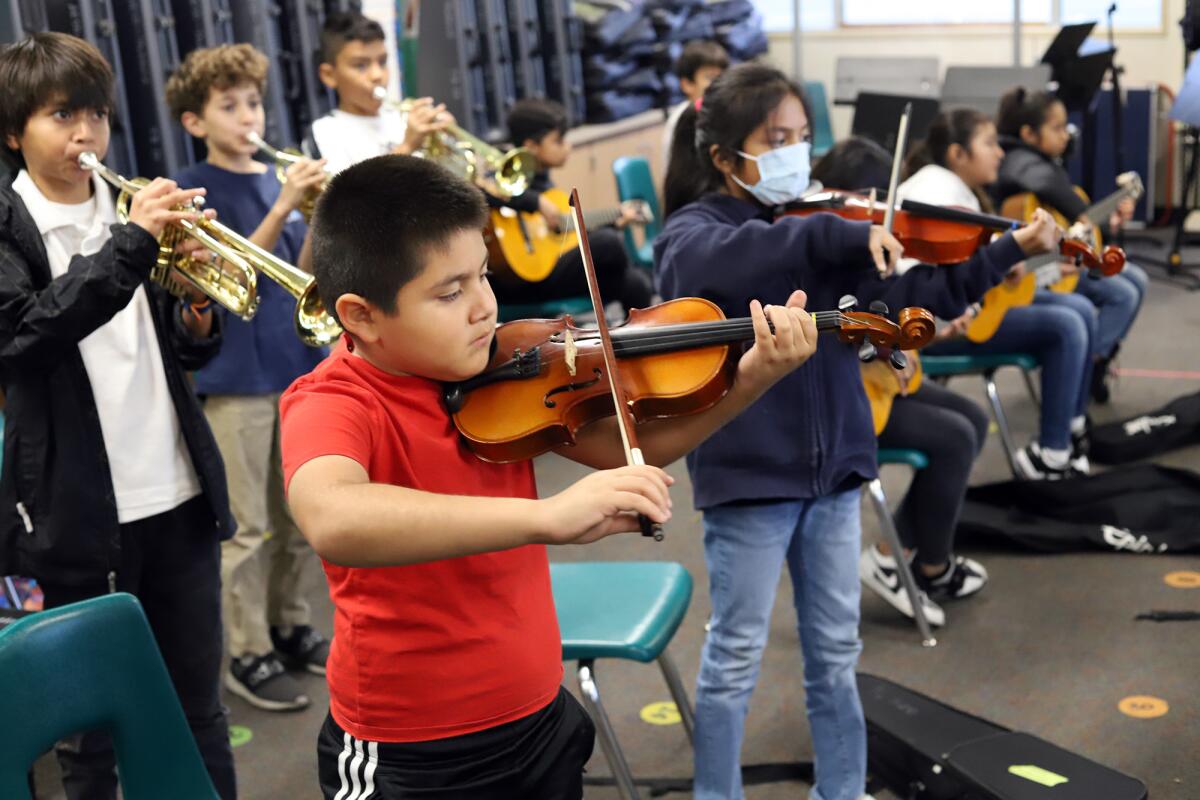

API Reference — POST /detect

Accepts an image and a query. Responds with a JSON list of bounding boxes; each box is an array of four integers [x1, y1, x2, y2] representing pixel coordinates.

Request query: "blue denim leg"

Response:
[[1113, 262, 1148, 343], [786, 489, 866, 800], [1032, 289, 1097, 416], [693, 495, 866, 800], [925, 301, 1089, 450], [1074, 264, 1142, 358]]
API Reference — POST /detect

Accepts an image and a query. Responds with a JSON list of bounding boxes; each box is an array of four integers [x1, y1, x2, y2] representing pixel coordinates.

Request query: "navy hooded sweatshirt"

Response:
[[653, 192, 1026, 509]]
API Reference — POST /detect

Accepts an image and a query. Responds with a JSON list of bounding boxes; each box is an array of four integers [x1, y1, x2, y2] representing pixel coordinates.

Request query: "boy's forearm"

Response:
[[296, 483, 549, 567]]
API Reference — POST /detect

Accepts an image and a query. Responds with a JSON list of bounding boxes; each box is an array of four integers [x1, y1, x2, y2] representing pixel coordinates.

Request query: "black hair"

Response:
[[0, 32, 115, 169], [320, 10, 385, 65], [996, 86, 1063, 139], [810, 137, 892, 195], [674, 40, 730, 82], [663, 62, 811, 218], [311, 155, 489, 321], [904, 108, 992, 178], [507, 98, 569, 147]]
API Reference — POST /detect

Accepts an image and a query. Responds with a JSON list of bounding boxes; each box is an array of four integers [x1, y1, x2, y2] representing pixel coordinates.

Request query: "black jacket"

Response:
[[994, 136, 1088, 221], [0, 171, 234, 587]]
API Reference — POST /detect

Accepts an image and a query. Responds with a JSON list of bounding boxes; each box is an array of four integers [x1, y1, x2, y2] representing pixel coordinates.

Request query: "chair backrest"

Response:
[[804, 80, 835, 158], [612, 156, 663, 254], [0, 593, 219, 800]]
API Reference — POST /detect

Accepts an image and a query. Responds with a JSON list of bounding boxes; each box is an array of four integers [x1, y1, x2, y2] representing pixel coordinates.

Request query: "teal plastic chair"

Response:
[[612, 156, 663, 270], [498, 296, 594, 323], [803, 81, 835, 159], [552, 561, 694, 800], [921, 354, 1040, 477], [869, 449, 937, 646], [0, 593, 219, 799]]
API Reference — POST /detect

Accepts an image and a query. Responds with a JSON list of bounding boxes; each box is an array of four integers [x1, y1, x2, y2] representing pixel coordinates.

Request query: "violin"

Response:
[[443, 296, 936, 463]]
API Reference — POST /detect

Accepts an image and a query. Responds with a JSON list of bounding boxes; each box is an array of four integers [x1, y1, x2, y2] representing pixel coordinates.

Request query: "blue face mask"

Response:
[[732, 141, 813, 206]]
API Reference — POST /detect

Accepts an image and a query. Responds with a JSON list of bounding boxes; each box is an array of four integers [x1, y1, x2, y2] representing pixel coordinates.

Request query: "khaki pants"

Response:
[[205, 394, 315, 659]]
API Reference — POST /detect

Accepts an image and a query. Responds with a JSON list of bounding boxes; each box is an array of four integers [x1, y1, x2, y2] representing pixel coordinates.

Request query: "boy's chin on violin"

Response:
[[333, 229, 500, 382]]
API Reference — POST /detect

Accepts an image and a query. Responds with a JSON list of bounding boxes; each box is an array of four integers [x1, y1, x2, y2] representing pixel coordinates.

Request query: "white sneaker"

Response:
[[1014, 442, 1084, 481], [859, 547, 945, 627]]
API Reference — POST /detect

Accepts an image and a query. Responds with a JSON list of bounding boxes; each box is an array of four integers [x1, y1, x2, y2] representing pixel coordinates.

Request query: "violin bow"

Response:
[[881, 102, 912, 248], [568, 189, 664, 541]]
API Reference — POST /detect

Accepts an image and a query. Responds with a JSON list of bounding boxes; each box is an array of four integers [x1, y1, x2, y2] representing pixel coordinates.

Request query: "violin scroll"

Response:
[[895, 307, 937, 350]]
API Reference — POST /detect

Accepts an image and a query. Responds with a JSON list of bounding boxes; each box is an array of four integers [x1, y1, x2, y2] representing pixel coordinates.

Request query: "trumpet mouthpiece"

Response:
[[373, 86, 387, 102], [245, 131, 264, 146], [78, 151, 99, 169]]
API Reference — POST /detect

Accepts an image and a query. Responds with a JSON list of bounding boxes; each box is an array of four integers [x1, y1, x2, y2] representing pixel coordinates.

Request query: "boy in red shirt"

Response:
[[281, 154, 819, 799]]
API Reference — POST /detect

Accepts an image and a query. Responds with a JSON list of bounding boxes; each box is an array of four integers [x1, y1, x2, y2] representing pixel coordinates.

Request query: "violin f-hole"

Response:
[[544, 368, 603, 408]]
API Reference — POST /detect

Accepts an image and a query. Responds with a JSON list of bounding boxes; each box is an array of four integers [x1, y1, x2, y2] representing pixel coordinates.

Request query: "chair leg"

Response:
[[984, 370, 1021, 478], [1021, 366, 1041, 407], [656, 650, 695, 747], [866, 479, 937, 647], [577, 660, 641, 800]]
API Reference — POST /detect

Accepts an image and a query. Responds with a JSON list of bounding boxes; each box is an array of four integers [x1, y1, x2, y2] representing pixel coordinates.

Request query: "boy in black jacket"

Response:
[[0, 33, 236, 799]]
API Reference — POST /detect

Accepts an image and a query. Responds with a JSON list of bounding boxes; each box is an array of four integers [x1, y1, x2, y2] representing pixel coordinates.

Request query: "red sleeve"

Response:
[[280, 382, 375, 492]]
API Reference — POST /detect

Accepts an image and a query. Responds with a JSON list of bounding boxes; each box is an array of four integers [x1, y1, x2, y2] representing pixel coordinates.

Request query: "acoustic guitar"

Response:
[[484, 188, 652, 284]]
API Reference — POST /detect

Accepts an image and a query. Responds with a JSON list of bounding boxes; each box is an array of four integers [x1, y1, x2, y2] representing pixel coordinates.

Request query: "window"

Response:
[[755, 0, 836, 32], [754, 0, 1163, 30], [1060, 0, 1163, 30], [841, 0, 1052, 25]]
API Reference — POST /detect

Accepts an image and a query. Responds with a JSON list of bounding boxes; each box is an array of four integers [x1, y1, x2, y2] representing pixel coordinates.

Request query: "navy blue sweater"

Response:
[[654, 192, 1026, 508]]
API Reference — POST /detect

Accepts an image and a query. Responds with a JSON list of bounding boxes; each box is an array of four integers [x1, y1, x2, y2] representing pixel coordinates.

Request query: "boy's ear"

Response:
[[5, 133, 19, 151], [180, 111, 206, 139], [318, 62, 338, 91], [680, 76, 697, 99], [1019, 124, 1039, 147], [334, 293, 382, 344]]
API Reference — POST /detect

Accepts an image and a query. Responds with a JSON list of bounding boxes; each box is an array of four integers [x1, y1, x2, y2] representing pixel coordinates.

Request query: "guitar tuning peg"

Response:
[[838, 294, 858, 312], [889, 349, 908, 370], [858, 341, 877, 363], [869, 300, 889, 316]]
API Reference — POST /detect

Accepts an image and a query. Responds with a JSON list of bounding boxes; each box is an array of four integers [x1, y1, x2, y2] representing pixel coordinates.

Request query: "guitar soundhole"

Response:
[[544, 369, 603, 408]]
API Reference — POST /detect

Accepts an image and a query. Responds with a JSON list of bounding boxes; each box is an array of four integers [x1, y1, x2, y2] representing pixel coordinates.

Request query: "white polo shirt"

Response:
[[13, 169, 201, 523], [309, 107, 408, 175]]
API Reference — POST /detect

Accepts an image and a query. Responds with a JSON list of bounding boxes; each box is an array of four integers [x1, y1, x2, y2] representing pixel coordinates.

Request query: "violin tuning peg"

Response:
[[838, 294, 858, 312], [889, 350, 908, 370], [858, 341, 877, 363], [869, 300, 889, 316]]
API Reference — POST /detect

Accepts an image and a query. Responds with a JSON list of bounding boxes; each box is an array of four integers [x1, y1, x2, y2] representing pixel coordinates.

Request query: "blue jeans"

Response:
[[926, 291, 1090, 450], [694, 490, 865, 800], [1074, 262, 1148, 358]]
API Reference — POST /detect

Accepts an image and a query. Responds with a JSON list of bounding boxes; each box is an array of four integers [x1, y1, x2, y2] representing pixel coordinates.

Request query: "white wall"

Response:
[[765, 0, 1186, 139]]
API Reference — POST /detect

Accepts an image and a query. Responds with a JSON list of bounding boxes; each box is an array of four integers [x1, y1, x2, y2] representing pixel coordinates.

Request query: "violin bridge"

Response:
[[564, 328, 578, 376]]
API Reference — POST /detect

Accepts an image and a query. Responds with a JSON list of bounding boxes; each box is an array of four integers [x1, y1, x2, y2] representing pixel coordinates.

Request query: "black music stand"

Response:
[[851, 93, 940, 153], [1042, 24, 1114, 200]]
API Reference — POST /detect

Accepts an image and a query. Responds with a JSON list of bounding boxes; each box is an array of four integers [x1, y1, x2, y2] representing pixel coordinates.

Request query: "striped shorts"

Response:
[[316, 688, 595, 799]]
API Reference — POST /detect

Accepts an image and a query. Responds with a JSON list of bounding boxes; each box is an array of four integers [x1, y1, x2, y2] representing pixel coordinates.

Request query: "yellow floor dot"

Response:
[[639, 701, 681, 726], [1118, 696, 1169, 719], [1164, 571, 1200, 589]]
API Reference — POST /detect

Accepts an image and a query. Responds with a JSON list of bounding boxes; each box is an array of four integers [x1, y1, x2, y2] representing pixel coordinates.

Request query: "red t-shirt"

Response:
[[279, 346, 563, 742]]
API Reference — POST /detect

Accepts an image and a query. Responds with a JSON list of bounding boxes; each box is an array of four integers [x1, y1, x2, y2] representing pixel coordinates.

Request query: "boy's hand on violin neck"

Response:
[[736, 291, 819, 393], [868, 226, 904, 275], [1014, 208, 1061, 257], [536, 465, 674, 545]]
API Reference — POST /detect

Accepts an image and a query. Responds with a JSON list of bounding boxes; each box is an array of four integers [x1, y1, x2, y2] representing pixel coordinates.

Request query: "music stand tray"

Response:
[[834, 57, 940, 106], [941, 65, 1053, 116], [852, 93, 940, 153]]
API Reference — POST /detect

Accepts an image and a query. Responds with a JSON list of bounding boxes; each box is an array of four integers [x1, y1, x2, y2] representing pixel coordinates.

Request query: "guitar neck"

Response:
[[558, 207, 623, 231], [1084, 183, 1140, 227]]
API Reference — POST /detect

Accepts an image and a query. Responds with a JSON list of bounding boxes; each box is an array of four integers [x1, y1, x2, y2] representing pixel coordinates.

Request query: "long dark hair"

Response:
[[904, 108, 990, 177], [996, 86, 1061, 139], [663, 63, 810, 219]]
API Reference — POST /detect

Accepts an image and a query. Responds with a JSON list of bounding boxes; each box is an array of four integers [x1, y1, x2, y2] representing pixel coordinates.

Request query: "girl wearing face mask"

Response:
[[655, 65, 1058, 800]]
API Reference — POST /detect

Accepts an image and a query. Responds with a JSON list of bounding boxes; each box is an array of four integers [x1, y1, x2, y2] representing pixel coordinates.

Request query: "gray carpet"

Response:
[[33, 259, 1200, 800]]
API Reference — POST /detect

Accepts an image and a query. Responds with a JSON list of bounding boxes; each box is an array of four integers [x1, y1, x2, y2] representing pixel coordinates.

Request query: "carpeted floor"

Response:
[[33, 239, 1200, 799]]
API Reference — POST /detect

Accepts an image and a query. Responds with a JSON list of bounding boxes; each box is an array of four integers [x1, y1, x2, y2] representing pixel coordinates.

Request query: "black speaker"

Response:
[[43, 0, 140, 177], [169, 0, 234, 54], [416, 1, 492, 139], [279, 0, 338, 141], [0, 0, 48, 43], [508, 0, 547, 100], [475, 0, 517, 141], [537, 0, 585, 125], [229, 0, 296, 147]]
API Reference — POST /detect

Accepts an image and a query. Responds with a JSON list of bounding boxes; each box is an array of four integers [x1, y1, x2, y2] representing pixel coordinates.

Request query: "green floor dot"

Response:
[[229, 725, 253, 748]]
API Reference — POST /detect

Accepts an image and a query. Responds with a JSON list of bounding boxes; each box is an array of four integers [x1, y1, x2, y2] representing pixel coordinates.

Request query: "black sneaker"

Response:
[[917, 556, 988, 602], [226, 653, 310, 712], [1014, 443, 1084, 481], [271, 625, 330, 676], [858, 547, 945, 627]]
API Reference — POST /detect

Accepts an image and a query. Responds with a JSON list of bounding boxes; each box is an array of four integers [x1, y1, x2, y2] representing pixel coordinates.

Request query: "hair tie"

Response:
[[694, 97, 703, 111]]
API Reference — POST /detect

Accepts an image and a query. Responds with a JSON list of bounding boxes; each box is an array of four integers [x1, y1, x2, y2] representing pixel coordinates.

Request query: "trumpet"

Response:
[[79, 153, 342, 348], [376, 87, 538, 199], [245, 131, 330, 223]]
